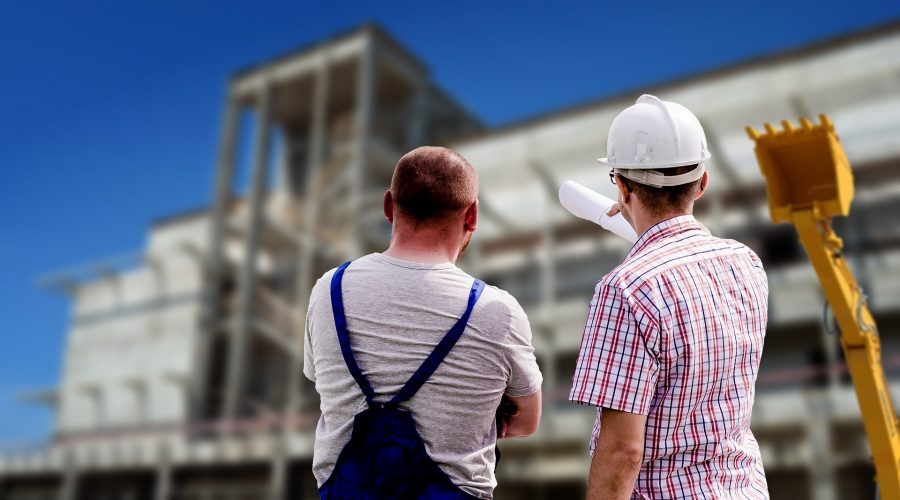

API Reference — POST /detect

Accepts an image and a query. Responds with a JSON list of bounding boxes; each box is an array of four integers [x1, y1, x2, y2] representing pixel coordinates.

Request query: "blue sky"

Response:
[[1, 0, 899, 445]]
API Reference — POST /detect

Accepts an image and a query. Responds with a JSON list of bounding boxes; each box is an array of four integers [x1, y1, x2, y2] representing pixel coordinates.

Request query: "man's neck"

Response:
[[383, 239, 458, 265], [632, 210, 692, 236]]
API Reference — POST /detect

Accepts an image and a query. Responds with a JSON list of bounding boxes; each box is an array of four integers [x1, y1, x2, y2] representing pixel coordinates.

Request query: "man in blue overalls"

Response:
[[304, 146, 543, 499]]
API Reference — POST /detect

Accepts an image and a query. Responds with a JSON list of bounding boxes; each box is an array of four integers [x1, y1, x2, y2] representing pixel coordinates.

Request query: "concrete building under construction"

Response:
[[3, 21, 900, 500]]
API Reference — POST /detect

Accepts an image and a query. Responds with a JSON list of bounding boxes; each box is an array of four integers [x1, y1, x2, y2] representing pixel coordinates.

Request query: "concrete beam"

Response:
[[231, 36, 364, 101]]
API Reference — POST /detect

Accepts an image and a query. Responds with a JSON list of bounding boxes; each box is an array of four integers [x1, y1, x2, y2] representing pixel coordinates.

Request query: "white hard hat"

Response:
[[598, 94, 710, 187]]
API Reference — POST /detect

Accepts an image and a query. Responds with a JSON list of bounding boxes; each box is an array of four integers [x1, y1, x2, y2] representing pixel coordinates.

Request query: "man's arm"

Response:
[[587, 408, 646, 500], [569, 282, 658, 497], [499, 295, 543, 438], [497, 391, 541, 438]]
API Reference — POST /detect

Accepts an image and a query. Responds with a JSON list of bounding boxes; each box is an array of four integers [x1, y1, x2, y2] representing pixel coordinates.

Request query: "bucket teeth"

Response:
[[747, 115, 837, 140], [746, 114, 835, 142]]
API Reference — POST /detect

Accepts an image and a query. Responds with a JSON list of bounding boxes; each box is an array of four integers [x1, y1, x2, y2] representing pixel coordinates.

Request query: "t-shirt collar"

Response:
[[372, 252, 457, 270]]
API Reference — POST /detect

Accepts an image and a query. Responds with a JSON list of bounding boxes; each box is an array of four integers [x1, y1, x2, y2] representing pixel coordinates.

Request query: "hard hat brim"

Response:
[[597, 151, 711, 169], [614, 163, 706, 188]]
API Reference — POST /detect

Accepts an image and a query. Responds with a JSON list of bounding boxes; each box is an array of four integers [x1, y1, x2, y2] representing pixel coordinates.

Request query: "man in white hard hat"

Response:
[[569, 95, 769, 499]]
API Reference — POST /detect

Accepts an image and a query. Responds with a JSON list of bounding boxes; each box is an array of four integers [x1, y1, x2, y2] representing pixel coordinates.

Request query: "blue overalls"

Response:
[[319, 261, 485, 500]]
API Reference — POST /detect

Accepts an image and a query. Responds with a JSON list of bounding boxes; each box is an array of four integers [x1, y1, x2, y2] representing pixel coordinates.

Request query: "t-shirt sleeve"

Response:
[[568, 282, 659, 415], [302, 311, 316, 382], [503, 298, 543, 397], [303, 279, 323, 383]]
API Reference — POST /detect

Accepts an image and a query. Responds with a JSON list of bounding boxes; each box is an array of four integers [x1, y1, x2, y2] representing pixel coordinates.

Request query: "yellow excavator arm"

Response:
[[747, 115, 900, 498]]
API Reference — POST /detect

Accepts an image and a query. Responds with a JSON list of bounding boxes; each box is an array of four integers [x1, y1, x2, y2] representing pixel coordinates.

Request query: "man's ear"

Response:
[[383, 190, 394, 224], [616, 176, 630, 204], [464, 199, 478, 232], [695, 171, 709, 201]]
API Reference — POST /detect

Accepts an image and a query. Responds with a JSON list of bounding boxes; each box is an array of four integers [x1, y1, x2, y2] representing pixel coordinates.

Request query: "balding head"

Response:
[[390, 146, 478, 226]]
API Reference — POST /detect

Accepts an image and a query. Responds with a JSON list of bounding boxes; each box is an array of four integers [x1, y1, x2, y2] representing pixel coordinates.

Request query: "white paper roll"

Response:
[[559, 180, 638, 243]]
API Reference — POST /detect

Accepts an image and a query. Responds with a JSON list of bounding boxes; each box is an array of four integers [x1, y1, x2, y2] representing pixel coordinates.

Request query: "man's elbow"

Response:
[[517, 410, 541, 437], [501, 391, 542, 437], [594, 407, 647, 469], [612, 443, 644, 467], [606, 441, 644, 468]]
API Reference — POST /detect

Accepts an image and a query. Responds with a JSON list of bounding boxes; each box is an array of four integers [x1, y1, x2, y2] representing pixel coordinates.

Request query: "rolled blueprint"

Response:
[[559, 180, 638, 243]]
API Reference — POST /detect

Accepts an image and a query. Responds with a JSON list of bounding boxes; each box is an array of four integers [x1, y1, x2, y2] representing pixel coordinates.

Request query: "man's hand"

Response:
[[587, 407, 646, 500], [496, 391, 541, 438]]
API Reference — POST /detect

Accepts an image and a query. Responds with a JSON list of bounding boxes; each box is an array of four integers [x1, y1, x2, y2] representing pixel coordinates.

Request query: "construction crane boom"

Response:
[[747, 116, 900, 498]]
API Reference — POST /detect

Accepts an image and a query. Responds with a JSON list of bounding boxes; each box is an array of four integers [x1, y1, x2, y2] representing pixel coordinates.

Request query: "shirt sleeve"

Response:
[[504, 298, 543, 397], [569, 282, 658, 415], [303, 280, 321, 382], [303, 311, 316, 382]]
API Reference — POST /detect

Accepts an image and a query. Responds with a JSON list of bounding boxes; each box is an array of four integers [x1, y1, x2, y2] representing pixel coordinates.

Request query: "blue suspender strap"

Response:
[[388, 279, 486, 407], [331, 259, 486, 408], [330, 261, 377, 404]]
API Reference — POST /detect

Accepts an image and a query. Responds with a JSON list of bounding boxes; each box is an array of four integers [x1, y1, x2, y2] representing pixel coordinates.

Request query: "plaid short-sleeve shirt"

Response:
[[570, 215, 769, 499]]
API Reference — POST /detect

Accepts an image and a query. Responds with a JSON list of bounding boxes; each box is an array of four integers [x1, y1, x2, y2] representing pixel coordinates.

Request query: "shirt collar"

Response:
[[625, 214, 709, 260]]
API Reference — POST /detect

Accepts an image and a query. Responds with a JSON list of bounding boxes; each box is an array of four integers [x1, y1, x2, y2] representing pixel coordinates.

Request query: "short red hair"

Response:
[[391, 146, 478, 225]]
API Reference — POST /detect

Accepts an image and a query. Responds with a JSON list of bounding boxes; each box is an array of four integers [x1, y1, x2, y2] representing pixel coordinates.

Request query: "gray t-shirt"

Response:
[[304, 253, 542, 499]]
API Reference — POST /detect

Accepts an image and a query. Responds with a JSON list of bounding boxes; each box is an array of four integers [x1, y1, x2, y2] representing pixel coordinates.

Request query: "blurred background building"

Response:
[[2, 20, 900, 500]]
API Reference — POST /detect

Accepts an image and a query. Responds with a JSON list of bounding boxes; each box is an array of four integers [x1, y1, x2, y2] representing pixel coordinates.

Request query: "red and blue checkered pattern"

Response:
[[570, 215, 769, 499]]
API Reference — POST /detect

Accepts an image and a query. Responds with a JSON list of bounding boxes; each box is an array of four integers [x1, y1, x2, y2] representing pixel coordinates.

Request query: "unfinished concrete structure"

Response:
[[3, 21, 900, 500]]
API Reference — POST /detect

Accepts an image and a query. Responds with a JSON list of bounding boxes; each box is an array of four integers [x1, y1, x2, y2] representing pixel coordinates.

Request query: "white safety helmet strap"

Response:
[[615, 163, 705, 188]]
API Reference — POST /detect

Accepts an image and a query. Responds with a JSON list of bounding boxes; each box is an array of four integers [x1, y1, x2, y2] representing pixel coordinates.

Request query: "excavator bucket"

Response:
[[745, 114, 854, 223]]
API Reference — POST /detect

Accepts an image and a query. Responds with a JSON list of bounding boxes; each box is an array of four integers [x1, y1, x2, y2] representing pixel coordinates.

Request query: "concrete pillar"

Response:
[[820, 322, 842, 390], [406, 82, 428, 149], [350, 37, 377, 258], [539, 201, 556, 308], [287, 55, 331, 419], [701, 124, 763, 229], [541, 325, 557, 435], [531, 160, 558, 432], [58, 448, 78, 500], [806, 390, 837, 500], [528, 160, 557, 309], [269, 445, 288, 500], [466, 237, 484, 277], [58, 472, 78, 500], [85, 386, 105, 429], [223, 81, 273, 421], [706, 191, 726, 235], [847, 211, 872, 297], [145, 255, 167, 339], [154, 445, 172, 500], [191, 93, 240, 420], [97, 266, 123, 309]]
